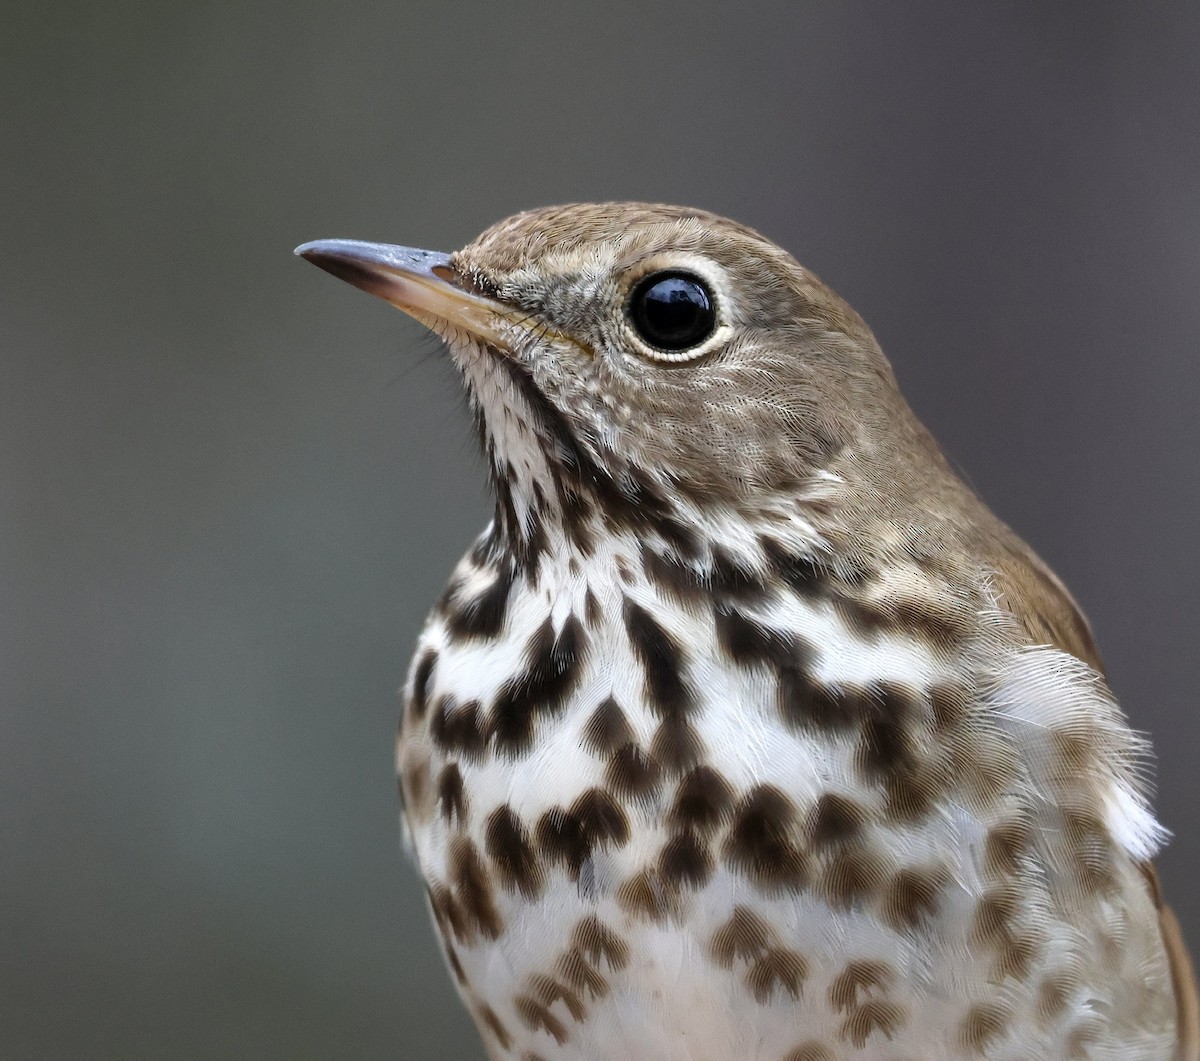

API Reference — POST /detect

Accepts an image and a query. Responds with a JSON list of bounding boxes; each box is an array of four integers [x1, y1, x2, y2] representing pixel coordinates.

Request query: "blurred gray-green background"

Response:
[[3, 4, 1197, 1058]]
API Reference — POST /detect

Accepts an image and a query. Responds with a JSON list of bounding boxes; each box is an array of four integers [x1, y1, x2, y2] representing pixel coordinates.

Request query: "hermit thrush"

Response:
[[298, 204, 1197, 1060]]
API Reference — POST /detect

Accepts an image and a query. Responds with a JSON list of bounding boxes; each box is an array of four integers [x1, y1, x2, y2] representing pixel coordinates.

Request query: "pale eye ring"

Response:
[[628, 271, 717, 356]]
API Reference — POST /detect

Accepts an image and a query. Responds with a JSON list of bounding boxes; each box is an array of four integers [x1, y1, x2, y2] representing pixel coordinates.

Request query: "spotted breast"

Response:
[[298, 203, 1197, 1061]]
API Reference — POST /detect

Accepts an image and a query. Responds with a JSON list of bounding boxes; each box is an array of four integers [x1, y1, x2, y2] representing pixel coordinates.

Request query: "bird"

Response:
[[297, 203, 1197, 1060]]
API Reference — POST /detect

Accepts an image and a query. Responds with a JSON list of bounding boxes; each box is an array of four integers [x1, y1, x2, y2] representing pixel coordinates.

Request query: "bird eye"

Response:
[[628, 271, 717, 354]]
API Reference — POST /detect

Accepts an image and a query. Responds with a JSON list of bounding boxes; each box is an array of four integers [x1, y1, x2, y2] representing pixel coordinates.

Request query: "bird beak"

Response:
[[294, 238, 517, 349]]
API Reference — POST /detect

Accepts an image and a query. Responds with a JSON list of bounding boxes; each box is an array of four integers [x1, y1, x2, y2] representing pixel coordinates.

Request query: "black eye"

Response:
[[629, 271, 717, 353]]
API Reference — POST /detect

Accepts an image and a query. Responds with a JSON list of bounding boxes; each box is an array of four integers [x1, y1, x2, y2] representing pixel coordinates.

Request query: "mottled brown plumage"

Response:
[[299, 204, 1196, 1059]]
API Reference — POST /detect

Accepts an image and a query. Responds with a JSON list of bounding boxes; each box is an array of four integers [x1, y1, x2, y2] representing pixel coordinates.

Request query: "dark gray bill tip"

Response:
[[295, 239, 457, 300], [294, 239, 452, 274]]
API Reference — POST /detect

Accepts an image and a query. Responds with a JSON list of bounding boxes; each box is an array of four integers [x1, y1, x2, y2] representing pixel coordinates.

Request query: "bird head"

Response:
[[297, 203, 931, 564]]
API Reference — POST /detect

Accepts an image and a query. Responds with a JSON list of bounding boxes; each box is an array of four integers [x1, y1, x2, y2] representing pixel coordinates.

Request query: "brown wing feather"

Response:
[[1164, 899, 1200, 1060], [992, 534, 1198, 1057], [1140, 862, 1200, 1061], [989, 536, 1105, 674]]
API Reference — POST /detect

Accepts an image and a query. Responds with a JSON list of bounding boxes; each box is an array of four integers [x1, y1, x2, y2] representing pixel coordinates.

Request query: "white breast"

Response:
[[397, 531, 1176, 1060]]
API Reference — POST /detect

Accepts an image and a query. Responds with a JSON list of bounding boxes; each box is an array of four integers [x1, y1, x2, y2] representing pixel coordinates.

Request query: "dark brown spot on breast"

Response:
[[556, 948, 609, 999], [529, 974, 586, 1022], [1063, 806, 1116, 893], [444, 563, 515, 640], [839, 998, 906, 1048], [724, 785, 807, 892], [409, 649, 437, 720], [616, 868, 678, 922], [807, 792, 867, 847], [606, 743, 662, 799], [571, 914, 629, 969], [400, 754, 432, 822], [882, 864, 949, 930], [640, 546, 706, 607], [828, 959, 894, 1012], [668, 765, 734, 834], [530, 795, 627, 885], [708, 545, 764, 600], [485, 805, 543, 898], [430, 696, 487, 759], [449, 836, 502, 942], [948, 729, 1019, 808], [583, 586, 601, 627], [820, 846, 889, 908], [993, 931, 1039, 981], [657, 831, 713, 889], [777, 671, 863, 733], [959, 1001, 1011, 1053], [428, 883, 465, 941], [622, 598, 695, 718], [983, 818, 1033, 877], [714, 605, 799, 670], [855, 683, 921, 778], [855, 685, 948, 821], [581, 697, 633, 755], [1036, 971, 1076, 1023], [929, 681, 970, 732], [437, 763, 468, 824], [1051, 727, 1098, 772], [656, 516, 701, 560], [490, 449, 551, 574], [838, 594, 968, 653], [535, 808, 589, 879], [971, 885, 1021, 947], [711, 905, 771, 967], [558, 485, 596, 557], [491, 615, 586, 754], [759, 537, 827, 597], [514, 995, 568, 1044], [882, 759, 946, 822], [648, 716, 703, 774], [746, 947, 807, 1002], [571, 787, 631, 848]]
